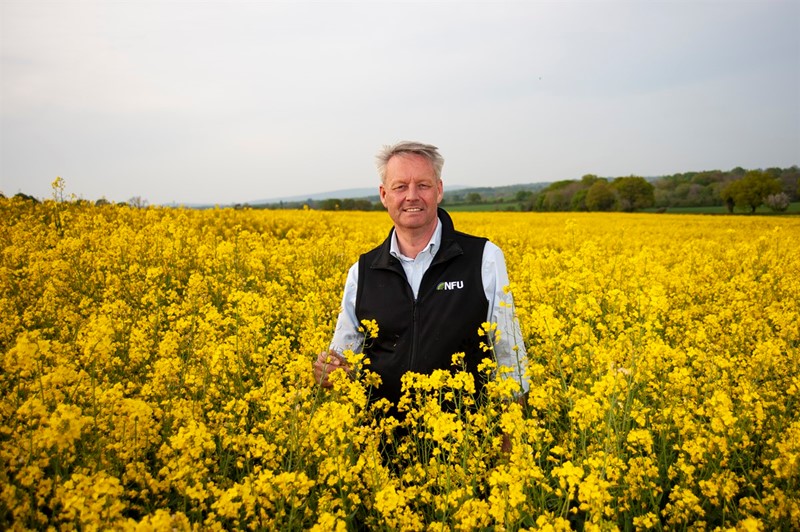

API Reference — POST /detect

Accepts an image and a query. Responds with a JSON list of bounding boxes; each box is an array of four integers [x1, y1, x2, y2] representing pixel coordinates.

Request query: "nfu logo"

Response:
[[436, 280, 464, 291]]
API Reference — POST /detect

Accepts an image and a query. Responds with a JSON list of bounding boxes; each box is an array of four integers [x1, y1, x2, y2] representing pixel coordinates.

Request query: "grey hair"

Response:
[[375, 141, 444, 183]]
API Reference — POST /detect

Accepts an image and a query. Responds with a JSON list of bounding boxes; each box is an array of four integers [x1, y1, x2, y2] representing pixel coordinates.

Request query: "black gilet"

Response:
[[355, 208, 489, 408]]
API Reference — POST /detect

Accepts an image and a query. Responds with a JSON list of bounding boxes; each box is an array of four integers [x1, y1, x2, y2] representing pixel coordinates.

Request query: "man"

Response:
[[313, 141, 528, 408]]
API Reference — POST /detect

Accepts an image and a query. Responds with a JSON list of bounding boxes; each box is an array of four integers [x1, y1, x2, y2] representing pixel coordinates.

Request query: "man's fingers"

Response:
[[313, 350, 348, 388], [318, 349, 342, 366], [312, 361, 333, 388]]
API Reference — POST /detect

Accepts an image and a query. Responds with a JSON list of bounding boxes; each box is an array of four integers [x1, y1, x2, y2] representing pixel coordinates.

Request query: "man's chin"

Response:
[[400, 210, 427, 220], [397, 211, 435, 228]]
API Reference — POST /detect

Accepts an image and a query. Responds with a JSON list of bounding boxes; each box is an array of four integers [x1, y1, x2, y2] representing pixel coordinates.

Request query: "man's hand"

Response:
[[313, 349, 350, 388]]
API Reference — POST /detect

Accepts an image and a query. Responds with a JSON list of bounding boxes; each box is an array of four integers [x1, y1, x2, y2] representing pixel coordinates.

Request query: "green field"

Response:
[[444, 201, 800, 214], [444, 201, 526, 212], [644, 202, 800, 215]]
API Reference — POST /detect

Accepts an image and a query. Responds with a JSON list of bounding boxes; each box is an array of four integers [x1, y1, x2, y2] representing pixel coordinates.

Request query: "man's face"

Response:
[[380, 153, 443, 233]]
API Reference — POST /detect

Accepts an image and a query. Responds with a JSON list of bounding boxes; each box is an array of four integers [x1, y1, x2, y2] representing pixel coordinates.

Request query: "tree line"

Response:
[[5, 166, 797, 213], [518, 166, 798, 213], [286, 165, 799, 213]]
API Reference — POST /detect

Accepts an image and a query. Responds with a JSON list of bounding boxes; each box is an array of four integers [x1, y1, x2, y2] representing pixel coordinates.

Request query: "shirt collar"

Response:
[[390, 216, 442, 261]]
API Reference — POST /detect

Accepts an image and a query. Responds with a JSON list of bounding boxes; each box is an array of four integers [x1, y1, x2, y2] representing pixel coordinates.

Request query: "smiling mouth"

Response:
[[404, 207, 423, 212]]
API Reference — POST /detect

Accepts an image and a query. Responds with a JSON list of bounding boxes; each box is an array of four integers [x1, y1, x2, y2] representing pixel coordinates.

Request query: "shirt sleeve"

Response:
[[329, 261, 364, 355], [482, 241, 530, 394]]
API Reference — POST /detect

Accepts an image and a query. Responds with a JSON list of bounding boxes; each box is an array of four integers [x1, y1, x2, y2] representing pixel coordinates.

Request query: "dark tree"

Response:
[[720, 170, 782, 213], [585, 180, 616, 211], [612, 176, 655, 212]]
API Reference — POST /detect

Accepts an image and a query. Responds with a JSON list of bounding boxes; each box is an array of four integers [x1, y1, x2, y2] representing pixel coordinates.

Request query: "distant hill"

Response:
[[251, 187, 380, 204], [168, 181, 551, 209], [250, 184, 476, 206], [443, 182, 549, 200]]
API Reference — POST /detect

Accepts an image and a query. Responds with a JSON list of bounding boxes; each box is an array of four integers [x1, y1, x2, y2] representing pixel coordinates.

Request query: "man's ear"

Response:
[[379, 185, 388, 208]]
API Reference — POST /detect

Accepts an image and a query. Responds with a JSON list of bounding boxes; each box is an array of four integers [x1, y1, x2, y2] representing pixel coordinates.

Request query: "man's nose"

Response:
[[406, 184, 419, 199]]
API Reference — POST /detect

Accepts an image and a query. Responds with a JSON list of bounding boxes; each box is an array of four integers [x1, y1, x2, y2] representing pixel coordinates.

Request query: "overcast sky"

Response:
[[1, 1, 798, 205]]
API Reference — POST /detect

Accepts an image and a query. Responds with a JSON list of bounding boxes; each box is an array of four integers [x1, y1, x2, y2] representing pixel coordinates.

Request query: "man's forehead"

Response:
[[386, 153, 436, 175]]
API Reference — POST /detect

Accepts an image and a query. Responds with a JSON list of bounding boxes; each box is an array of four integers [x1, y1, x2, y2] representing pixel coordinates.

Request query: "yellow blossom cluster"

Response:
[[1, 196, 798, 530]]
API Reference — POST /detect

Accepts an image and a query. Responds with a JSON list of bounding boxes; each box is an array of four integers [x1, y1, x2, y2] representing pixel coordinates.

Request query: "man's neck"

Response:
[[394, 220, 438, 259]]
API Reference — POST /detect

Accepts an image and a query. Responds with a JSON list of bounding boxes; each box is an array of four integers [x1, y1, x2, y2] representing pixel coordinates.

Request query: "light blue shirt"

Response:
[[330, 217, 529, 393]]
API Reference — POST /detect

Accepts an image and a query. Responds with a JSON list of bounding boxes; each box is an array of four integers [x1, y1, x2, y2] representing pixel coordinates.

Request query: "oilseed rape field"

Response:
[[1, 196, 799, 531]]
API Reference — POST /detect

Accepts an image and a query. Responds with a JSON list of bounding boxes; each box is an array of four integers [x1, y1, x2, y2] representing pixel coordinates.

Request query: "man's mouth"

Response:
[[404, 207, 423, 212]]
